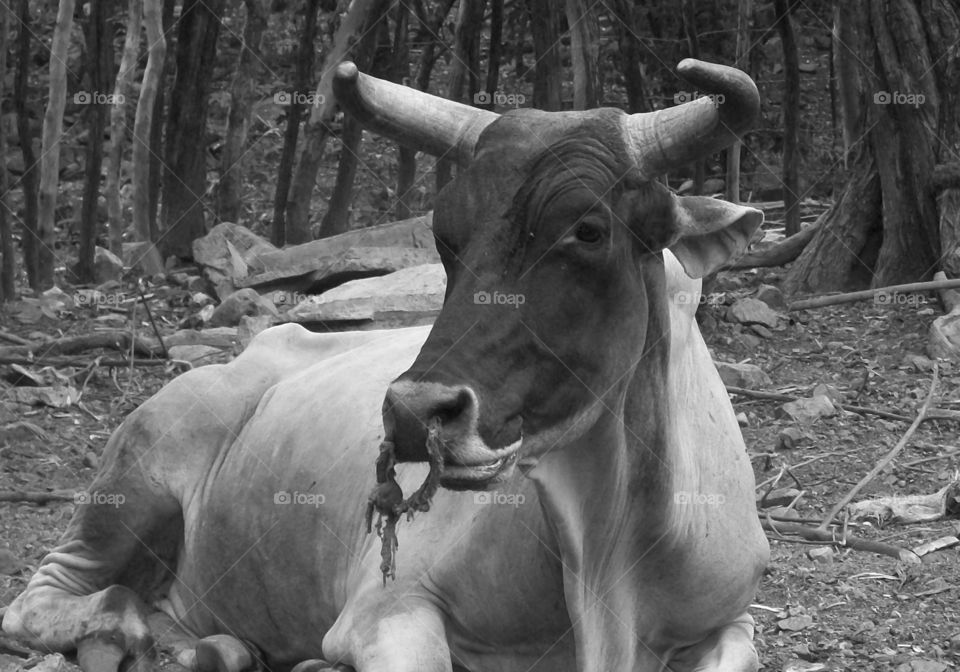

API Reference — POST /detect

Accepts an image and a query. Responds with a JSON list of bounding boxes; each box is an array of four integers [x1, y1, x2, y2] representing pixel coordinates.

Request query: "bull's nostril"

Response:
[[434, 388, 473, 424]]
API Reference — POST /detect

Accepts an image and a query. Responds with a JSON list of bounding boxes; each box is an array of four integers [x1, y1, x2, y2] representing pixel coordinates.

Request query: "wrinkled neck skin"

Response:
[[527, 259, 691, 672]]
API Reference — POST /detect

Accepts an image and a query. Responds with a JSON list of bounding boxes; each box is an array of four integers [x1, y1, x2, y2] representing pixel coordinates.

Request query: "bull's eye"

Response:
[[575, 221, 605, 244]]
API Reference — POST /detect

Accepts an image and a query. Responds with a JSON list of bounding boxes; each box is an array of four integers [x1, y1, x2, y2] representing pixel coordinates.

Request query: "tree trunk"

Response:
[[160, 0, 227, 259], [526, 0, 562, 111], [76, 0, 113, 283], [725, 0, 752, 203], [681, 0, 704, 194], [0, 0, 12, 300], [317, 115, 363, 237], [610, 0, 647, 113], [105, 0, 141, 257], [392, 2, 414, 220], [14, 0, 39, 289], [132, 0, 166, 275], [564, 0, 601, 109], [218, 0, 268, 224], [148, 0, 177, 240], [833, 1, 865, 170], [436, 0, 486, 191], [284, 0, 390, 240], [786, 0, 959, 293], [484, 0, 504, 107], [36, 0, 76, 289], [775, 0, 801, 236], [272, 0, 322, 247]]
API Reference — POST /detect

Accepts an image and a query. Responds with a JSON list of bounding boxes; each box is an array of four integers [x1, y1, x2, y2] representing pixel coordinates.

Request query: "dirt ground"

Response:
[[2, 266, 960, 672]]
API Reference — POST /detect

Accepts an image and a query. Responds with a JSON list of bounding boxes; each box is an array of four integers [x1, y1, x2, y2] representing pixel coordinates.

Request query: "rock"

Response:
[[121, 241, 164, 275], [903, 353, 936, 372], [756, 284, 787, 310], [783, 662, 827, 672], [29, 654, 70, 672], [807, 546, 834, 564], [727, 297, 782, 329], [735, 332, 763, 351], [759, 487, 802, 508], [168, 344, 224, 366], [187, 275, 210, 294], [812, 383, 844, 404], [776, 427, 806, 450], [0, 548, 24, 575], [9, 386, 79, 408], [192, 222, 277, 278], [164, 327, 238, 349], [896, 661, 948, 672], [777, 614, 814, 632], [203, 268, 237, 301], [766, 506, 800, 521], [288, 264, 446, 329], [191, 292, 215, 307], [714, 361, 772, 388], [168, 272, 191, 287], [778, 395, 836, 424], [736, 412, 748, 427], [238, 315, 276, 350], [238, 246, 439, 293], [83, 451, 99, 469], [208, 289, 278, 328], [928, 311, 960, 361], [702, 177, 725, 193]]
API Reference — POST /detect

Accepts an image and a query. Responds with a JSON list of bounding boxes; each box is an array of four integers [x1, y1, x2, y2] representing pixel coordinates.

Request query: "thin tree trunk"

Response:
[[725, 0, 752, 203], [317, 115, 363, 237], [218, 0, 268, 224], [565, 0, 601, 109], [132, 0, 166, 276], [526, 0, 562, 111], [0, 0, 12, 300], [833, 0, 864, 171], [436, 0, 486, 191], [161, 0, 227, 259], [392, 2, 414, 220], [105, 0, 141, 257], [273, 0, 322, 247], [775, 0, 801, 236], [610, 0, 647, 113], [284, 0, 390, 240], [681, 0, 704, 194], [36, 0, 77, 289], [15, 0, 39, 289], [76, 0, 113, 283], [148, 0, 177, 241], [484, 0, 504, 107]]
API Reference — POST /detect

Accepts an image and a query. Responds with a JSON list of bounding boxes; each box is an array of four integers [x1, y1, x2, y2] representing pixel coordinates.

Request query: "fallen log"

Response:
[[760, 516, 920, 563], [0, 331, 161, 358], [0, 490, 76, 504], [788, 278, 960, 311]]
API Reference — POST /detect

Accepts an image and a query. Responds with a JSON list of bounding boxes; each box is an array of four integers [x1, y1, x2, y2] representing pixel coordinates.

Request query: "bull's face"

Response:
[[334, 60, 762, 489]]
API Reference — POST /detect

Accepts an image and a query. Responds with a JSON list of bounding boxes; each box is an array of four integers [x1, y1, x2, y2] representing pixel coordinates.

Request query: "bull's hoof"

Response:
[[194, 635, 260, 672]]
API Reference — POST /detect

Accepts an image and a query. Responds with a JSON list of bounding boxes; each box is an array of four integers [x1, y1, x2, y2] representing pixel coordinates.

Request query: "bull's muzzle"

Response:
[[383, 380, 522, 485]]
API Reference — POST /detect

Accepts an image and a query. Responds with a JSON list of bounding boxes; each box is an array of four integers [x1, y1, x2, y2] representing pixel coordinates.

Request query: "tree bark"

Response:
[[105, 0, 142, 257], [317, 115, 364, 237], [526, 0, 562, 111], [0, 0, 12, 300], [76, 0, 113, 283], [284, 0, 390, 240], [775, 0, 801, 236], [217, 0, 268, 224], [148, 0, 178, 240], [132, 0, 166, 275], [392, 2, 414, 220], [833, 1, 865, 170], [15, 0, 39, 289], [725, 0, 752, 203], [564, 0, 601, 109], [36, 0, 77, 289], [485, 0, 504, 107], [160, 0, 227, 259], [786, 0, 959, 293], [610, 0, 647, 113], [681, 0, 704, 194]]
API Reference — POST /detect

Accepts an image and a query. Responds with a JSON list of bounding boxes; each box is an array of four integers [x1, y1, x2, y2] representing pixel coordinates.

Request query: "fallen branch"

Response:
[[819, 365, 939, 530], [0, 490, 76, 504], [0, 329, 32, 345], [761, 516, 920, 563], [727, 385, 908, 423], [727, 220, 819, 270], [0, 331, 162, 358], [788, 278, 960, 311], [0, 355, 189, 369]]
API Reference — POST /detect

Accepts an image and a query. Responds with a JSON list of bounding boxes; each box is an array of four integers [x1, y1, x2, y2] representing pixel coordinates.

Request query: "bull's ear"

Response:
[[669, 196, 763, 278]]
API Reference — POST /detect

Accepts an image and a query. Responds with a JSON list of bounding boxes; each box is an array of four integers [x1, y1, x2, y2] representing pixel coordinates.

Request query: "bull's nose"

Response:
[[383, 381, 478, 459]]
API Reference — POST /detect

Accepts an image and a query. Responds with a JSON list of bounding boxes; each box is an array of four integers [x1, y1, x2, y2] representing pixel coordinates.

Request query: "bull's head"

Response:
[[335, 60, 762, 490]]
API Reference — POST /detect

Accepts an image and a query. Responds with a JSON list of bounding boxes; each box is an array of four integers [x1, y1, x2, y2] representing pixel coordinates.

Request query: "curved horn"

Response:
[[624, 59, 760, 177], [333, 62, 499, 167]]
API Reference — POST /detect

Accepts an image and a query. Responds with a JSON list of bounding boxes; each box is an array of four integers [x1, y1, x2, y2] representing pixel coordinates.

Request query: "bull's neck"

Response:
[[528, 263, 680, 672]]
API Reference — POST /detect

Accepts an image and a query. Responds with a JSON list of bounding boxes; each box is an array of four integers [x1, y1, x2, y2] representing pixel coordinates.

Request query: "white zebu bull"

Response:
[[4, 59, 769, 672]]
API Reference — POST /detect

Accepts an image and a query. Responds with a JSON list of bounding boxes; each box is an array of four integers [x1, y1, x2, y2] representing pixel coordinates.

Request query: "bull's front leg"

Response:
[[322, 595, 453, 672]]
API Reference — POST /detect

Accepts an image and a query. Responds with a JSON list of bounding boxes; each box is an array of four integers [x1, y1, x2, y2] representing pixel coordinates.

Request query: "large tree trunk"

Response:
[[76, 0, 113, 283], [217, 0, 268, 224], [526, 0, 562, 111], [105, 0, 141, 257], [14, 0, 38, 289], [36, 0, 76, 289], [272, 0, 322, 246], [786, 0, 959, 293], [775, 0, 801, 236], [833, 1, 864, 170], [284, 0, 390, 239], [160, 0, 227, 259], [564, 0, 601, 109], [132, 0, 166, 275], [0, 0, 12, 300]]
